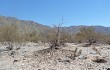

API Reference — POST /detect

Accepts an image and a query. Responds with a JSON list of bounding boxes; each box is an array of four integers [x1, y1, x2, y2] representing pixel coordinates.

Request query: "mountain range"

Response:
[[0, 16, 110, 35]]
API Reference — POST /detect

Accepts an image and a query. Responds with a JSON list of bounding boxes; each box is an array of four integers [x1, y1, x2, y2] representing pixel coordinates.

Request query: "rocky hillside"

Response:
[[0, 16, 50, 33], [0, 16, 110, 35]]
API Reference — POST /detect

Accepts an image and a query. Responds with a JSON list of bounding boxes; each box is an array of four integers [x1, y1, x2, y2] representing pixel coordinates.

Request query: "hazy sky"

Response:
[[0, 0, 110, 26]]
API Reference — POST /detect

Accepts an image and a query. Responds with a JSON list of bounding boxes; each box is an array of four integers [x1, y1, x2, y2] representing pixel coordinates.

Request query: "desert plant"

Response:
[[59, 30, 73, 45], [41, 23, 71, 49], [23, 31, 40, 43], [0, 25, 21, 50], [100, 35, 110, 45], [46, 24, 62, 49], [74, 27, 99, 45]]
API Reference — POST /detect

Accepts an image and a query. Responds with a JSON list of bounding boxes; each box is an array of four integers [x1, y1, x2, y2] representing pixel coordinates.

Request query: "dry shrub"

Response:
[[99, 34, 110, 45], [41, 24, 73, 49], [0, 25, 41, 50], [0, 25, 18, 42], [0, 25, 22, 50], [74, 27, 110, 45], [44, 26, 60, 49], [59, 30, 73, 46], [74, 27, 99, 45], [23, 31, 40, 43]]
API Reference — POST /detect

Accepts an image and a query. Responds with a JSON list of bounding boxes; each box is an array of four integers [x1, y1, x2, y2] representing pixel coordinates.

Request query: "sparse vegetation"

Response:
[[74, 27, 101, 45], [1, 0, 110, 69], [23, 31, 40, 43], [98, 34, 110, 45], [1, 24, 110, 50], [42, 24, 63, 49], [0, 17, 110, 70], [41, 23, 72, 49], [0, 25, 21, 50]]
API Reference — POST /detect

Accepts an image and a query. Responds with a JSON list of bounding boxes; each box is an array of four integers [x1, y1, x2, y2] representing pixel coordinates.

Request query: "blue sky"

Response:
[[0, 0, 110, 26]]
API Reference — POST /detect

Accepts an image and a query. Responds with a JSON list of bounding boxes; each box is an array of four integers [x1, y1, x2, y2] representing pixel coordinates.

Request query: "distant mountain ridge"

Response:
[[61, 25, 110, 35], [0, 16, 110, 35], [0, 16, 50, 33]]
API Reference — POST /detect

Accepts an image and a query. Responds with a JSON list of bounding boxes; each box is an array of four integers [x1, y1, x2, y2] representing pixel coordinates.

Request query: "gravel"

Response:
[[0, 42, 110, 70]]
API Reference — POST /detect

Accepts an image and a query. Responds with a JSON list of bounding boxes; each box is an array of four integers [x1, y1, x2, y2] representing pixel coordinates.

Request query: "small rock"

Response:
[[107, 68, 110, 70]]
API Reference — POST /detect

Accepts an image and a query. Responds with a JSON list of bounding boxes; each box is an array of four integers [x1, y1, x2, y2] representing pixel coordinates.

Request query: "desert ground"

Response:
[[0, 42, 110, 70]]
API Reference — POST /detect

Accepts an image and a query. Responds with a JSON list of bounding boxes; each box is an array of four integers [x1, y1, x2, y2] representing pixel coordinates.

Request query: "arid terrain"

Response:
[[0, 16, 110, 70], [1, 0, 110, 70], [0, 42, 110, 70]]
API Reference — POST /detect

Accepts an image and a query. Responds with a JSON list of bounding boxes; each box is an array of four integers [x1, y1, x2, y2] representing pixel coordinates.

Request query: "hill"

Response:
[[61, 25, 110, 35], [0, 16, 50, 33], [0, 16, 110, 35]]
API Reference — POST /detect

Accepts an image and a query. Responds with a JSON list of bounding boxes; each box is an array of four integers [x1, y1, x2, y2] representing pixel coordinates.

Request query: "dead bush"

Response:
[[41, 23, 72, 49]]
